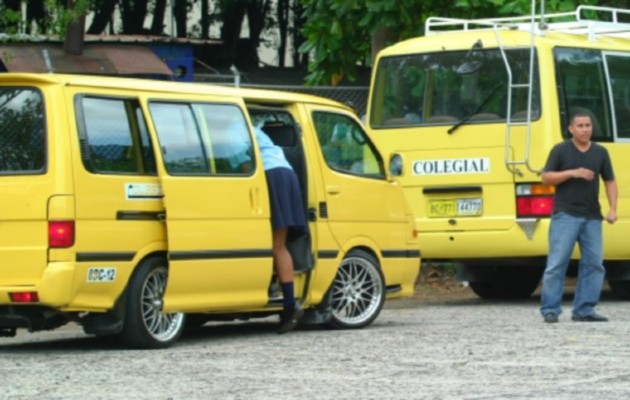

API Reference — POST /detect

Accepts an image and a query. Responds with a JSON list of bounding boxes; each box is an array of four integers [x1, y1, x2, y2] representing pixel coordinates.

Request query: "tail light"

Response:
[[48, 221, 75, 248], [9, 292, 39, 303], [516, 183, 555, 217]]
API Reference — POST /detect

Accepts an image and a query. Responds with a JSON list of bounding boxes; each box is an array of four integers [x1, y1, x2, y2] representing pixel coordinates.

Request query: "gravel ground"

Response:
[[1, 280, 629, 400]]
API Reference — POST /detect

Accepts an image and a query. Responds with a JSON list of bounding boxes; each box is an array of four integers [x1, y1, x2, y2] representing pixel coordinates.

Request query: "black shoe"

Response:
[[572, 313, 608, 322], [277, 303, 304, 334], [543, 313, 559, 323]]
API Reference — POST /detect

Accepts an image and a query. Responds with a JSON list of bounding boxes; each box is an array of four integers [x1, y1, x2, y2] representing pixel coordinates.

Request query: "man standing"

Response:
[[540, 110, 617, 323]]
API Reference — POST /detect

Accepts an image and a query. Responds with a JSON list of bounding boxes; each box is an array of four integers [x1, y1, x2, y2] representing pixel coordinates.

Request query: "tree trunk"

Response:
[[174, 0, 187, 37], [200, 0, 210, 39], [149, 0, 167, 35], [219, 0, 246, 66], [63, 0, 86, 55], [120, 0, 148, 34], [276, 0, 289, 67], [291, 0, 307, 68], [243, 0, 271, 69], [86, 0, 117, 34], [371, 26, 396, 65]]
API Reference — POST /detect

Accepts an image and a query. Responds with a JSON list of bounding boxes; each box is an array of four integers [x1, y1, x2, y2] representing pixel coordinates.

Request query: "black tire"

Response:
[[608, 280, 630, 300], [119, 257, 185, 349], [326, 249, 385, 329]]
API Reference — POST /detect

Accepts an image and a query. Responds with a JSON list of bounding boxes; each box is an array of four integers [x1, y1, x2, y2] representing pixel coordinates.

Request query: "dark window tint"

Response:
[[0, 88, 45, 173], [78, 97, 157, 174], [555, 48, 612, 141], [605, 53, 630, 140]]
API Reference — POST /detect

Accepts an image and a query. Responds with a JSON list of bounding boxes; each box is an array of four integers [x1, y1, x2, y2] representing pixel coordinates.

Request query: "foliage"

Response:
[[299, 0, 629, 85]]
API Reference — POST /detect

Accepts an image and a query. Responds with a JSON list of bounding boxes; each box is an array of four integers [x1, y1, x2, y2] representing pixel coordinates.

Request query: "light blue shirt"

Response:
[[255, 127, 292, 171]]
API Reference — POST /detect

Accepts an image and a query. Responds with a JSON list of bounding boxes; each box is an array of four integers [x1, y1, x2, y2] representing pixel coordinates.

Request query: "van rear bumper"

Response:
[[0, 262, 75, 308]]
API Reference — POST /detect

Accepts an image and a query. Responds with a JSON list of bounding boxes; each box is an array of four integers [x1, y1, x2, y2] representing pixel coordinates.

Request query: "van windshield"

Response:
[[369, 48, 540, 129]]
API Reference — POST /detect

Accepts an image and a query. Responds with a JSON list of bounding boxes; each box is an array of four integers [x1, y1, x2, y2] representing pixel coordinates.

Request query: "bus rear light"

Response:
[[10, 291, 39, 303], [516, 183, 555, 217], [516, 196, 554, 217], [48, 221, 75, 248]]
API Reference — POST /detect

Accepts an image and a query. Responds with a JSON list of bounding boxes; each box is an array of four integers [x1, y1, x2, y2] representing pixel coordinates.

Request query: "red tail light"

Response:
[[516, 184, 555, 217], [48, 221, 75, 248], [10, 291, 39, 303]]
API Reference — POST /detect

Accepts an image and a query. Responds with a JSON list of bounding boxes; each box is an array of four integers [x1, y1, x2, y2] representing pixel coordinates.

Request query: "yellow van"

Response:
[[367, 5, 630, 299], [0, 73, 419, 348]]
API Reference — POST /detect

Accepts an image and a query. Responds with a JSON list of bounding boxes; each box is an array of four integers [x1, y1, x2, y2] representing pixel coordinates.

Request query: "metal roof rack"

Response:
[[425, 5, 630, 40]]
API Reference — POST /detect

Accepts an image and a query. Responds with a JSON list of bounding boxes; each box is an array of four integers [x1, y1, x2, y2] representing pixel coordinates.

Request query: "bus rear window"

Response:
[[370, 48, 540, 128]]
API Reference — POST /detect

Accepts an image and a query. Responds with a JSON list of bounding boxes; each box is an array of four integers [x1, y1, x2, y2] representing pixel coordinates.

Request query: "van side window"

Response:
[[313, 112, 384, 178], [149, 102, 253, 175], [0, 88, 45, 173], [77, 97, 157, 174]]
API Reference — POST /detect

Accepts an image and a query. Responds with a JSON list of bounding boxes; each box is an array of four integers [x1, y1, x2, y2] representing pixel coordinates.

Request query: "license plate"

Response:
[[427, 198, 482, 218]]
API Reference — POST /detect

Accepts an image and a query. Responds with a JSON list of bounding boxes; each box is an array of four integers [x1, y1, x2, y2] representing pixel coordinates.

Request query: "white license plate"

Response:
[[87, 268, 117, 282], [427, 198, 482, 218]]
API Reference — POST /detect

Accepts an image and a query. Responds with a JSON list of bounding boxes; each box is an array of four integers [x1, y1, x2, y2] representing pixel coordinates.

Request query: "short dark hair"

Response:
[[568, 107, 593, 125]]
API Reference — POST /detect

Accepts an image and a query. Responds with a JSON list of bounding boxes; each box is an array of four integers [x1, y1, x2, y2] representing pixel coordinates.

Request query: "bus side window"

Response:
[[77, 97, 157, 175], [314, 112, 384, 178]]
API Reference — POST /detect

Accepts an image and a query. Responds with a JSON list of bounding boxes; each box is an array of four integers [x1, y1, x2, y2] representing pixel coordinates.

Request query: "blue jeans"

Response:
[[540, 212, 605, 317]]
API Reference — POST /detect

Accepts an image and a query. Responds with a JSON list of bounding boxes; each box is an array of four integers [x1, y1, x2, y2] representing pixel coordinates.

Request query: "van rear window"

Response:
[[0, 88, 45, 174]]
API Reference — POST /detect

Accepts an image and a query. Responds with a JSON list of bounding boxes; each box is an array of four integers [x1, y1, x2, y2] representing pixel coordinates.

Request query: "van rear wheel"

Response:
[[119, 257, 185, 349], [326, 250, 385, 329], [608, 280, 630, 300]]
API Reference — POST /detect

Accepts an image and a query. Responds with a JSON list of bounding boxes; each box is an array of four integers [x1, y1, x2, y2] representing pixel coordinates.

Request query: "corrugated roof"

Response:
[[0, 43, 173, 76]]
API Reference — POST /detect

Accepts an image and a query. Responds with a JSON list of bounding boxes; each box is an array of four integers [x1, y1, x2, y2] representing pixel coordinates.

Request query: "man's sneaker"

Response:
[[544, 313, 559, 323], [572, 313, 608, 322]]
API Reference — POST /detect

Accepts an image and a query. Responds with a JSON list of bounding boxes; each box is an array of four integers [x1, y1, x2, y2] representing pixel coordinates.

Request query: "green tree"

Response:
[[299, 0, 627, 85]]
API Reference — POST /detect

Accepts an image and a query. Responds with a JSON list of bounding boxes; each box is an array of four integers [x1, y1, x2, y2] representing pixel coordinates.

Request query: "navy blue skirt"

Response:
[[265, 167, 306, 232]]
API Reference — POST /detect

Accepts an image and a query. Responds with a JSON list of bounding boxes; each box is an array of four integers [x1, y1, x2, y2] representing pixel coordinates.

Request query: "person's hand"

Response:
[[574, 167, 595, 181], [606, 209, 617, 224]]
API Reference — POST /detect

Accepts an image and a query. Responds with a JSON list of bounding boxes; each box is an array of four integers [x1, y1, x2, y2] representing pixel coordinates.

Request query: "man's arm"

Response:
[[541, 168, 595, 186], [605, 179, 618, 224]]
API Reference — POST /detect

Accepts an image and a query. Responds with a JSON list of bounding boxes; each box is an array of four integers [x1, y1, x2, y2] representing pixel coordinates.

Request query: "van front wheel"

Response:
[[119, 258, 185, 349], [326, 250, 385, 329]]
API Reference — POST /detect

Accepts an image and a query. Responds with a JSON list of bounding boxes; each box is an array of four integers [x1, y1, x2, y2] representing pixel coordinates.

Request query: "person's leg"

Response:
[[272, 227, 303, 333], [540, 213, 580, 317], [272, 227, 294, 286], [573, 219, 605, 318]]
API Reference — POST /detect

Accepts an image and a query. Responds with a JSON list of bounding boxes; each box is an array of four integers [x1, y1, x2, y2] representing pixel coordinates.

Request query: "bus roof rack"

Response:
[[425, 5, 630, 40]]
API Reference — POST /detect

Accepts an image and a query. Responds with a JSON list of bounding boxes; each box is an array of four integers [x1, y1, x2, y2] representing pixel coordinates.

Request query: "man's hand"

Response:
[[574, 168, 595, 181], [606, 209, 617, 224]]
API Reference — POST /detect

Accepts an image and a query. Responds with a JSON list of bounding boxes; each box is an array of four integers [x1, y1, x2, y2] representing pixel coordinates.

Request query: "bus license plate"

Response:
[[427, 198, 482, 218]]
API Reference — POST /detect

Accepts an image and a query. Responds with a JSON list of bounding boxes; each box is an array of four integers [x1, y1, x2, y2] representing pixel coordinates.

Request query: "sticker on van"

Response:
[[125, 183, 164, 200]]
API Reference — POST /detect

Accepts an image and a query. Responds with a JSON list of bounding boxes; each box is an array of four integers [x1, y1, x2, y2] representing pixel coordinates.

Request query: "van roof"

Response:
[[0, 72, 351, 111]]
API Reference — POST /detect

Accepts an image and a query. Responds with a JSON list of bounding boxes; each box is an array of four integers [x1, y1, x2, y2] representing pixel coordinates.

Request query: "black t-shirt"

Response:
[[544, 140, 615, 220]]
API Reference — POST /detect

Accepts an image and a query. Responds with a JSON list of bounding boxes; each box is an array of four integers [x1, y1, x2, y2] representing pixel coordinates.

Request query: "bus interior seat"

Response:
[[426, 115, 458, 123], [383, 117, 413, 126], [469, 113, 501, 121]]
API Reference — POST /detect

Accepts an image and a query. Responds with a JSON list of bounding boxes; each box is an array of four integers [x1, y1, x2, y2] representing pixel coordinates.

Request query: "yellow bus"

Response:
[[0, 73, 420, 348], [366, 5, 630, 299]]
